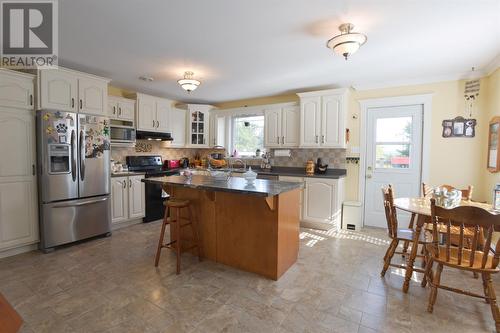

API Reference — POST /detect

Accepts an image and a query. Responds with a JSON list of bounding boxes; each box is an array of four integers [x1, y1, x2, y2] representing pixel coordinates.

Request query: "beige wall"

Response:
[[481, 69, 500, 202]]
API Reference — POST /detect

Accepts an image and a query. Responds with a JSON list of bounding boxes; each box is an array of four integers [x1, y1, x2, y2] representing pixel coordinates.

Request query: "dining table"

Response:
[[393, 197, 496, 292]]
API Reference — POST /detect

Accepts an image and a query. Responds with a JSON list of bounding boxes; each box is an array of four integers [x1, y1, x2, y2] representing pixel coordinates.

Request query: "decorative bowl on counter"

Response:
[[210, 170, 231, 181], [243, 167, 257, 183]]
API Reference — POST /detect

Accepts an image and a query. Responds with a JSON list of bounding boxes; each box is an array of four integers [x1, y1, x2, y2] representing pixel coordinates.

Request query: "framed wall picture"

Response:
[[488, 117, 500, 172], [442, 116, 476, 138]]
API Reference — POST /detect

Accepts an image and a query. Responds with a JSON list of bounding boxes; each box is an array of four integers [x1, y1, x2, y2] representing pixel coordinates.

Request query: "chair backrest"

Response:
[[422, 183, 473, 201], [429, 198, 500, 270], [381, 185, 398, 238]]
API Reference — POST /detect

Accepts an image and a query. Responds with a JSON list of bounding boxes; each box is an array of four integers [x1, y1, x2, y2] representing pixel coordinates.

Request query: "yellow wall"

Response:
[[481, 68, 500, 202], [111, 71, 499, 203], [108, 85, 134, 97]]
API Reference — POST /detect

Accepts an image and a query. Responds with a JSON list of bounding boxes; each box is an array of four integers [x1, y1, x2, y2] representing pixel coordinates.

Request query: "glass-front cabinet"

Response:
[[187, 104, 212, 147]]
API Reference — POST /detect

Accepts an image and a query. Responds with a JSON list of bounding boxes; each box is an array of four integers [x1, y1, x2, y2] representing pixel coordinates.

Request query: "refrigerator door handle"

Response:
[[52, 197, 108, 208], [79, 129, 85, 181], [71, 129, 77, 181]]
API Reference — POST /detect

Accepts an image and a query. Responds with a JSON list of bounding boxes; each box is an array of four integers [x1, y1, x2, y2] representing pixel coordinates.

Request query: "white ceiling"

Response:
[[59, 0, 500, 104]]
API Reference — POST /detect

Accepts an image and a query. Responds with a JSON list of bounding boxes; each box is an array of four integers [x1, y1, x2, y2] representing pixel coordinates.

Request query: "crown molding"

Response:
[[352, 70, 487, 91], [484, 54, 500, 76]]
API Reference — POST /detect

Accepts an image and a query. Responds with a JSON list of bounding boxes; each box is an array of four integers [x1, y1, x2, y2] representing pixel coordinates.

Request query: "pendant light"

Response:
[[326, 23, 367, 60], [178, 71, 200, 93]]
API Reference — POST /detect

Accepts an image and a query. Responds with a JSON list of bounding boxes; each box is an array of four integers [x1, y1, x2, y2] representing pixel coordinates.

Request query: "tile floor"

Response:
[[0, 223, 498, 333]]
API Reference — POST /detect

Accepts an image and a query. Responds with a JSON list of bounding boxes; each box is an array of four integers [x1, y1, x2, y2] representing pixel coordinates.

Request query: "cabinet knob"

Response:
[[129, 179, 132, 188], [71, 98, 75, 108], [315, 135, 319, 143], [30, 94, 33, 106], [113, 106, 116, 114], [79, 99, 83, 109], [122, 180, 126, 188], [118, 107, 121, 116]]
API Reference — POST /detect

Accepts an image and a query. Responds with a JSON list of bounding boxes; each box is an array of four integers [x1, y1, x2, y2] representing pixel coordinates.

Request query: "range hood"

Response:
[[136, 131, 173, 141]]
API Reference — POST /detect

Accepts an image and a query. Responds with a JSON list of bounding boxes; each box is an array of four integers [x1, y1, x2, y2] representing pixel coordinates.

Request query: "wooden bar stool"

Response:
[[154, 198, 202, 274]]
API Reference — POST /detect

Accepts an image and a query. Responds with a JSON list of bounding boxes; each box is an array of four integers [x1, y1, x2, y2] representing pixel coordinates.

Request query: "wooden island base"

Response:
[[165, 186, 301, 280]]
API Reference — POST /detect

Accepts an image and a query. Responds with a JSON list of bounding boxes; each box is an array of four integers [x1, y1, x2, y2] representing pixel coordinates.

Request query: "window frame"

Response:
[[230, 113, 265, 157]]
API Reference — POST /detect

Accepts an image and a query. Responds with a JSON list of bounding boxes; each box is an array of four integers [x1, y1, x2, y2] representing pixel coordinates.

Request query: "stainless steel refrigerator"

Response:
[[37, 110, 111, 251]]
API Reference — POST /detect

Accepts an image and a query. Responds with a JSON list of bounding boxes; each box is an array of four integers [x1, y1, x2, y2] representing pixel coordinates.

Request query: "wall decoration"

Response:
[[464, 78, 480, 117], [488, 117, 500, 173], [135, 142, 153, 152], [442, 116, 476, 138]]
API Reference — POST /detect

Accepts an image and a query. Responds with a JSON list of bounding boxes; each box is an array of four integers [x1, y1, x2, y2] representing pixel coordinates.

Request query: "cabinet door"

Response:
[[111, 177, 128, 224], [321, 94, 344, 148], [107, 98, 118, 118], [128, 175, 145, 219], [40, 69, 78, 112], [137, 96, 156, 131], [303, 179, 336, 224], [264, 108, 281, 147], [0, 111, 38, 250], [117, 100, 135, 121], [0, 72, 34, 110], [188, 109, 209, 147], [156, 99, 170, 133], [78, 77, 107, 115], [281, 106, 300, 147], [170, 108, 186, 147], [300, 96, 321, 147]]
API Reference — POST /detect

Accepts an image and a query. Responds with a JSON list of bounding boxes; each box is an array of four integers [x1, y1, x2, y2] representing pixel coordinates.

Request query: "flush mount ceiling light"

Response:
[[139, 76, 154, 82], [178, 71, 201, 93], [326, 23, 367, 60]]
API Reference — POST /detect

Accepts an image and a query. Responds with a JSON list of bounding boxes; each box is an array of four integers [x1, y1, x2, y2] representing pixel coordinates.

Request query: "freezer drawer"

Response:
[[40, 195, 111, 250]]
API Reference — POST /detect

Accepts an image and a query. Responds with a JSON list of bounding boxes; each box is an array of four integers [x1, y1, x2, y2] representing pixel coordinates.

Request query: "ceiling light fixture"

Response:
[[178, 71, 200, 93], [139, 76, 154, 82], [326, 23, 367, 60]]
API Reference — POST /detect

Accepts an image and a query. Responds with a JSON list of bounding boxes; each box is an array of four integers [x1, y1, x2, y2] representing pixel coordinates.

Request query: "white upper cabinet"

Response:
[[169, 107, 186, 147], [264, 108, 281, 147], [39, 69, 78, 112], [156, 99, 170, 133], [209, 112, 226, 148], [135, 93, 173, 133], [108, 96, 135, 121], [298, 89, 348, 148], [137, 94, 156, 131], [264, 104, 299, 148], [187, 104, 212, 147], [0, 69, 34, 110], [78, 77, 107, 115], [38, 68, 109, 115], [281, 106, 300, 147]]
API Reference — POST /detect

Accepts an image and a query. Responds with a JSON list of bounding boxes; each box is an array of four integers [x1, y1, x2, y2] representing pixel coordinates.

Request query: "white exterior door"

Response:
[[137, 96, 156, 131], [0, 111, 38, 250], [111, 177, 128, 224], [300, 96, 321, 147], [264, 108, 281, 147], [78, 77, 107, 115], [170, 108, 186, 147], [282, 106, 299, 147], [0, 71, 34, 110], [156, 100, 170, 132], [128, 176, 145, 219], [364, 105, 423, 228], [321, 94, 344, 147], [40, 69, 78, 112]]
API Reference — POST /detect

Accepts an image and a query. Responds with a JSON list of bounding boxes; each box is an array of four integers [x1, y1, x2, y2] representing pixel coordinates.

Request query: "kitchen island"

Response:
[[143, 175, 302, 280]]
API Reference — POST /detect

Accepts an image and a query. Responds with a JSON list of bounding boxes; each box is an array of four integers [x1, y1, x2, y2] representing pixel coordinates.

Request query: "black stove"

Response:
[[126, 156, 180, 222]]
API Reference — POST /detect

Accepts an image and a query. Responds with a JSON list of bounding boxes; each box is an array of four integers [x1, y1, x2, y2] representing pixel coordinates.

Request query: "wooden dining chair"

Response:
[[424, 198, 500, 332], [381, 185, 431, 284], [422, 183, 473, 201]]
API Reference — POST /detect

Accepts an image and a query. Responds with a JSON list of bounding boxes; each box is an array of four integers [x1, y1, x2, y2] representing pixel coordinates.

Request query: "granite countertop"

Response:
[[142, 175, 303, 197], [111, 171, 146, 177], [252, 166, 346, 179]]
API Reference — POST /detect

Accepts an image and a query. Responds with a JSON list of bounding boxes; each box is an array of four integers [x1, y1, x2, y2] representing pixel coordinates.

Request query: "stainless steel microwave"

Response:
[[110, 126, 136, 145]]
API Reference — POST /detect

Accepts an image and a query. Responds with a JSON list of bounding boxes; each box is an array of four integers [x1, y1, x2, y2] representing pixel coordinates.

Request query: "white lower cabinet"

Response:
[[279, 176, 344, 231], [111, 175, 145, 226]]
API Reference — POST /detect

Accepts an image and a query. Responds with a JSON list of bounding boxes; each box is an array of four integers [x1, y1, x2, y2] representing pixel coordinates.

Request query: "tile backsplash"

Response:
[[112, 143, 346, 169], [270, 148, 346, 169]]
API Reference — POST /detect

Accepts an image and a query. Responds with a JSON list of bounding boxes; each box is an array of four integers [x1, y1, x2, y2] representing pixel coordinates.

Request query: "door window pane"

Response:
[[375, 144, 410, 168], [376, 117, 412, 142]]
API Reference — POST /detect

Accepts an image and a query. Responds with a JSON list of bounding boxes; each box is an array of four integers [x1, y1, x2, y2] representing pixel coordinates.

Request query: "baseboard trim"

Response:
[[0, 243, 38, 259]]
